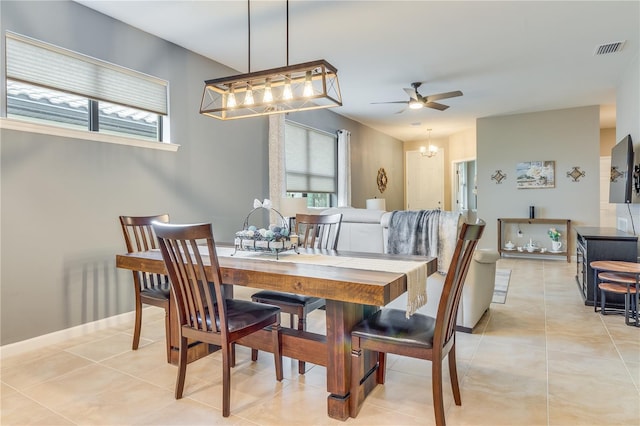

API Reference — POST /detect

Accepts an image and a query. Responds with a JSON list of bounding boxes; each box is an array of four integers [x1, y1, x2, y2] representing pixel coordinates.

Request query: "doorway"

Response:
[[406, 149, 445, 210], [452, 159, 477, 219]]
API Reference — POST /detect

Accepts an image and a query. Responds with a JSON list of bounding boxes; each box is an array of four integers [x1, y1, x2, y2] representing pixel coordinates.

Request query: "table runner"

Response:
[[216, 247, 428, 317]]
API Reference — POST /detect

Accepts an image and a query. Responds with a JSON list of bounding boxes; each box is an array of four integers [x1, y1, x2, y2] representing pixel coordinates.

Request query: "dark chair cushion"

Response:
[[252, 290, 323, 307], [351, 309, 436, 349], [225, 299, 280, 331], [194, 299, 280, 333], [140, 286, 170, 301]]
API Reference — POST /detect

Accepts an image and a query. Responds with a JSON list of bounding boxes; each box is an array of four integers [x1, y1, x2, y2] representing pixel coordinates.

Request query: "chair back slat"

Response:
[[154, 223, 228, 336], [295, 213, 343, 250], [434, 221, 485, 349], [120, 214, 171, 291], [119, 214, 169, 252]]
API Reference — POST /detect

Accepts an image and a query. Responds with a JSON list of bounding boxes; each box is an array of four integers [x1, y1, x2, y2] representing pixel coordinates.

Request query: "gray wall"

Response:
[[0, 1, 403, 344], [615, 53, 640, 245], [477, 106, 601, 251]]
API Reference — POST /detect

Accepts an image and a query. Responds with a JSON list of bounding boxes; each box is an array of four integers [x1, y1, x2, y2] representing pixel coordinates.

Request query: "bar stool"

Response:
[[597, 271, 639, 326]]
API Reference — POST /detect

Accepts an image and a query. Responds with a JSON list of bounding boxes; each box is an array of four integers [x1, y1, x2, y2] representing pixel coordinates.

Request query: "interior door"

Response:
[[406, 150, 444, 210]]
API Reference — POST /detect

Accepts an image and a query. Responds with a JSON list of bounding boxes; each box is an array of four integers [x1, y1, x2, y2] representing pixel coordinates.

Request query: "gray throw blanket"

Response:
[[386, 210, 440, 258]]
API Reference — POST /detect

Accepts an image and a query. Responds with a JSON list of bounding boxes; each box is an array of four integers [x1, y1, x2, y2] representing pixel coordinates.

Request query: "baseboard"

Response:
[[0, 309, 141, 359], [455, 325, 473, 333]]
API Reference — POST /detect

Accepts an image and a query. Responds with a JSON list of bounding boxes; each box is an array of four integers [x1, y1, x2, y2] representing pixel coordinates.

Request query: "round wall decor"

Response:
[[377, 168, 388, 193]]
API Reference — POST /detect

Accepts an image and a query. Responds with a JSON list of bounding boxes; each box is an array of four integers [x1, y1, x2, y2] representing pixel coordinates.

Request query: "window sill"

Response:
[[0, 118, 180, 152]]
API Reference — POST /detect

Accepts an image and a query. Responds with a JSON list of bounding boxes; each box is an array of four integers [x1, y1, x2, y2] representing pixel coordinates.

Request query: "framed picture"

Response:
[[516, 161, 555, 189]]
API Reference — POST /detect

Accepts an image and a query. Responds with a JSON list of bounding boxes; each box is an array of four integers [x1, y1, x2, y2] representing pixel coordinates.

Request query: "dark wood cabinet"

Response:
[[575, 226, 638, 308]]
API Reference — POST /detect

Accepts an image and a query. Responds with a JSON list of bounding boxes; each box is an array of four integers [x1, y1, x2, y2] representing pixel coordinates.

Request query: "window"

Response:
[[5, 32, 168, 142], [285, 121, 337, 208]]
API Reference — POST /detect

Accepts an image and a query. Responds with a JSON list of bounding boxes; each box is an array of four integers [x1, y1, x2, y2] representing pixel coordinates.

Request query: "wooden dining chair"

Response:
[[350, 220, 485, 426], [119, 214, 171, 362], [153, 221, 283, 417], [251, 212, 343, 374]]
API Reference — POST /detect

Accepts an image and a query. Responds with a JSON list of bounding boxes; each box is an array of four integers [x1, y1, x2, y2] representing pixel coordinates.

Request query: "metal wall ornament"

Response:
[[491, 169, 507, 184], [567, 166, 586, 182], [377, 168, 388, 193]]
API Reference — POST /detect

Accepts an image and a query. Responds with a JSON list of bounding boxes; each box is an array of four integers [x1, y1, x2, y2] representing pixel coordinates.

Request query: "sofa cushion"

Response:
[[322, 207, 386, 224], [321, 207, 385, 253]]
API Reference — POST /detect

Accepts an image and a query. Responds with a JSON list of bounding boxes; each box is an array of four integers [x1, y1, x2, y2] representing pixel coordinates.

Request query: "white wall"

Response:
[[477, 106, 601, 251]]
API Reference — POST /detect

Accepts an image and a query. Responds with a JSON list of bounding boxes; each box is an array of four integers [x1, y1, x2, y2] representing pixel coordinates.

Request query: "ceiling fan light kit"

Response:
[[200, 0, 342, 120]]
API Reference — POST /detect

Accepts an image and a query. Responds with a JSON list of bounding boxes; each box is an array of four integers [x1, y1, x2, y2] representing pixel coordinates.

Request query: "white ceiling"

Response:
[[74, 0, 638, 141]]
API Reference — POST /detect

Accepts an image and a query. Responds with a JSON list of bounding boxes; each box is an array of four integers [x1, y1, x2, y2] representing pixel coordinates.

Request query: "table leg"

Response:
[[324, 300, 378, 421], [593, 268, 600, 312]]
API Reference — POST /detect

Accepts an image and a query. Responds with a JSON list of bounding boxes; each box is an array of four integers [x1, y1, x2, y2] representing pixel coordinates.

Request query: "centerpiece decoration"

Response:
[[548, 227, 562, 252], [233, 199, 296, 259]]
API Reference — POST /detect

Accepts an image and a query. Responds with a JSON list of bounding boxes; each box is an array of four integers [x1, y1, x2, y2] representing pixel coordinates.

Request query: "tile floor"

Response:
[[1, 258, 639, 425]]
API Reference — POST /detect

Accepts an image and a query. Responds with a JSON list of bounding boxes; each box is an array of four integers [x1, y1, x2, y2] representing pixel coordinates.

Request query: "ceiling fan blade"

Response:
[[425, 102, 449, 111], [403, 87, 419, 101], [371, 101, 409, 105], [424, 90, 463, 103]]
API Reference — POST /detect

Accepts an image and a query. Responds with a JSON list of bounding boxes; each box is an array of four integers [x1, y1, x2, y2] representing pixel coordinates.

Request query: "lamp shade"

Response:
[[280, 197, 308, 218], [366, 198, 386, 210]]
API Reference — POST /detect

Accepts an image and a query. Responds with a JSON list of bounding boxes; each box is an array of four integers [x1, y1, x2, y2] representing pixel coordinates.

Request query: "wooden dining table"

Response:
[[116, 245, 437, 421]]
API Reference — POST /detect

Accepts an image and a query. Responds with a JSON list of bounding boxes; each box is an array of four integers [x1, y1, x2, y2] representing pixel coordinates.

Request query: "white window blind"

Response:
[[6, 32, 168, 115], [285, 122, 336, 193]]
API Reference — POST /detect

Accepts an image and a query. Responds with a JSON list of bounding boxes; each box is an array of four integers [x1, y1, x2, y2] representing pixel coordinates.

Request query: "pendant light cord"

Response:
[[247, 0, 251, 72], [248, 0, 288, 69]]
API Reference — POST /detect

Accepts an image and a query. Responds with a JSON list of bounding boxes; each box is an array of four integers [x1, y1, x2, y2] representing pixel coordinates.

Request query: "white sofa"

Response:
[[322, 207, 499, 332]]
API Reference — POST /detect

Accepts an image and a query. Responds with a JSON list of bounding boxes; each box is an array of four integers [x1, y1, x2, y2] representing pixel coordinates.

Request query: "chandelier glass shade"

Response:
[[200, 59, 342, 120], [420, 129, 438, 157], [420, 144, 439, 157]]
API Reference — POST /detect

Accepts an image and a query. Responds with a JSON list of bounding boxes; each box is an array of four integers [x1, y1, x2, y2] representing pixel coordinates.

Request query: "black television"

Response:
[[609, 134, 635, 204]]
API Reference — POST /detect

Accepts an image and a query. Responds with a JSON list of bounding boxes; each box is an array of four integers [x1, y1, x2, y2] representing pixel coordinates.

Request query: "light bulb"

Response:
[[303, 71, 313, 97], [227, 91, 236, 108], [283, 75, 293, 100], [244, 86, 254, 105], [409, 100, 423, 110], [283, 83, 293, 100], [263, 80, 273, 103]]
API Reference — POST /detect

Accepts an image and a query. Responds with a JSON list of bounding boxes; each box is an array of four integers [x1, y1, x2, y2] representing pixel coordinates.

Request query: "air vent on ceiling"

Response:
[[594, 40, 626, 55]]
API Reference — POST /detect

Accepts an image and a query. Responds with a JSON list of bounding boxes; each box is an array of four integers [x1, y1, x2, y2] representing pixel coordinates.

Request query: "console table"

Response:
[[575, 226, 638, 308], [498, 218, 571, 262]]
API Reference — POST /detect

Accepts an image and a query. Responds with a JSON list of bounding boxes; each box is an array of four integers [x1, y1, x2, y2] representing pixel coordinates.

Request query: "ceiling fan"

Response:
[[373, 82, 463, 111]]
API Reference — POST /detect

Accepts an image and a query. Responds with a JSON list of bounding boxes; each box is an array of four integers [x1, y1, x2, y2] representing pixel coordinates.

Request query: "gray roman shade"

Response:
[[6, 32, 168, 115], [285, 122, 337, 193]]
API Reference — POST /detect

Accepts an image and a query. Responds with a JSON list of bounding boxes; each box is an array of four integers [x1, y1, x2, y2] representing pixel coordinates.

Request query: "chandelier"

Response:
[[420, 129, 438, 157], [200, 1, 342, 120]]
